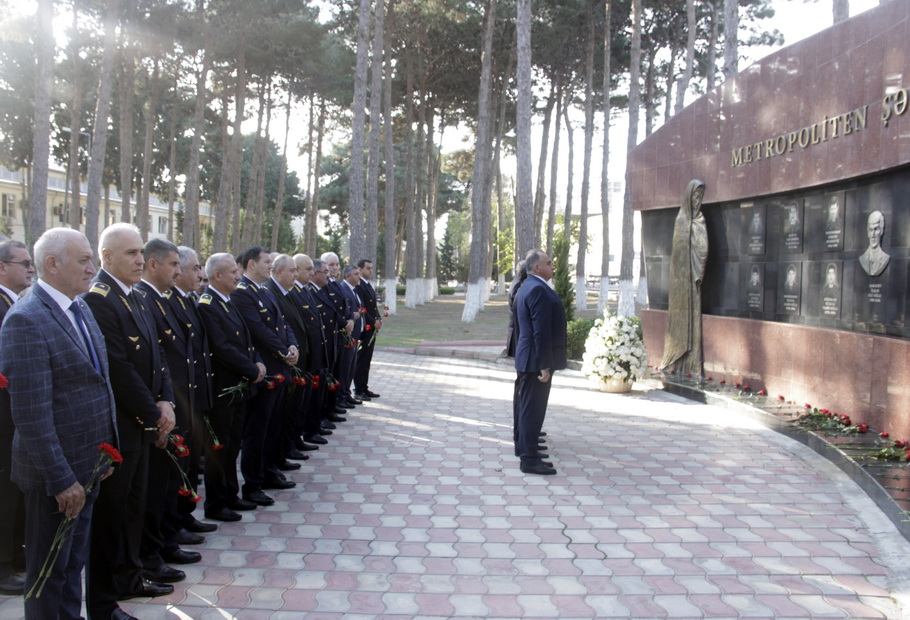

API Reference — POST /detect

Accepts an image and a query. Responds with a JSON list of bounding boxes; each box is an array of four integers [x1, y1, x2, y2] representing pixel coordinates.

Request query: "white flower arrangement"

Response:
[[581, 311, 647, 385]]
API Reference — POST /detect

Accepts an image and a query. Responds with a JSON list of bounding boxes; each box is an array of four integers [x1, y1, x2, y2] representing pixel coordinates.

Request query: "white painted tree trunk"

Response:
[[462, 281, 484, 322], [384, 278, 397, 315], [617, 279, 635, 317], [575, 275, 587, 311], [598, 278, 610, 314], [424, 277, 437, 301], [497, 273, 505, 295], [405, 278, 421, 309]]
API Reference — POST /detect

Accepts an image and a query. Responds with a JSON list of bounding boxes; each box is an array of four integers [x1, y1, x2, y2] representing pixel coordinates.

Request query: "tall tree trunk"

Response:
[[137, 58, 159, 241], [546, 85, 561, 254], [462, 0, 496, 322], [366, 0, 385, 263], [349, 0, 371, 262], [833, 0, 849, 23], [424, 115, 439, 301], [382, 0, 397, 314], [707, 0, 719, 91], [242, 81, 266, 249], [599, 0, 613, 313], [664, 45, 677, 122], [413, 91, 427, 305], [515, 0, 534, 258], [184, 0, 210, 250], [306, 99, 326, 254], [66, 4, 84, 233], [492, 36, 514, 290], [85, 0, 119, 255], [227, 40, 246, 254], [28, 0, 54, 245], [644, 49, 655, 136], [576, 0, 596, 312], [619, 0, 642, 317], [253, 81, 272, 246], [303, 95, 315, 252], [212, 91, 233, 252], [118, 7, 136, 225], [532, 84, 555, 247], [404, 54, 418, 309], [722, 0, 738, 79], [675, 0, 696, 114], [562, 103, 574, 224], [166, 70, 179, 240], [272, 85, 293, 250]]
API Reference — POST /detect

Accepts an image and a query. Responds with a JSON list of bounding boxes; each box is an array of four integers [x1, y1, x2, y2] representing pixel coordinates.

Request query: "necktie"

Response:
[[70, 300, 103, 375]]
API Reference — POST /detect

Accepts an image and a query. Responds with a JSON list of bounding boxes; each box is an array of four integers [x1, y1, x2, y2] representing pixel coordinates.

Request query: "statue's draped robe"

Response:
[[660, 180, 708, 375]]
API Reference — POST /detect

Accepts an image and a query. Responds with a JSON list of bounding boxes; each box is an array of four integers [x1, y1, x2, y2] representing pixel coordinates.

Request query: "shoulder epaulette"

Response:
[[199, 294, 213, 305], [163, 289, 173, 299], [134, 288, 147, 298], [237, 281, 248, 290], [89, 282, 110, 297]]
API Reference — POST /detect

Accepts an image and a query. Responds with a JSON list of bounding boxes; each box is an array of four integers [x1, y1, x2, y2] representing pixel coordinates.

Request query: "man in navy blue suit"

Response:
[[513, 249, 567, 476], [0, 228, 117, 619]]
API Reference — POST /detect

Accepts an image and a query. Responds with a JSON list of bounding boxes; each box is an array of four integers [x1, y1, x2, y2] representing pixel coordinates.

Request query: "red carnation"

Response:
[[266, 381, 275, 390], [758, 389, 767, 396], [706, 376, 712, 381], [365, 325, 372, 331], [99, 443, 124, 464], [190, 493, 201, 503], [0, 374, 7, 389], [804, 403, 812, 409], [274, 374, 285, 384], [177, 485, 192, 497], [880, 431, 890, 438], [384, 312, 389, 317], [719, 379, 726, 385], [777, 394, 785, 400], [857, 423, 869, 433], [172, 434, 185, 446], [212, 443, 225, 451]]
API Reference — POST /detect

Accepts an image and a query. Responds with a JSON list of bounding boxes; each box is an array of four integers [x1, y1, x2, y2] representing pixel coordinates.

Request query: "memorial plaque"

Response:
[[741, 204, 765, 255], [820, 261, 842, 319], [780, 199, 803, 253], [854, 257, 903, 329], [823, 192, 845, 251], [740, 263, 765, 312], [778, 262, 802, 315]]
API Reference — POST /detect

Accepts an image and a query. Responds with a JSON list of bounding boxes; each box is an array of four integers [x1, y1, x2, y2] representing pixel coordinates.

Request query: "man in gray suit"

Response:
[[0, 228, 117, 619]]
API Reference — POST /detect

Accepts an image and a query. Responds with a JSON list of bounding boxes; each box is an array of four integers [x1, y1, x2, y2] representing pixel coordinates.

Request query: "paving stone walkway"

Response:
[[1, 351, 909, 619]]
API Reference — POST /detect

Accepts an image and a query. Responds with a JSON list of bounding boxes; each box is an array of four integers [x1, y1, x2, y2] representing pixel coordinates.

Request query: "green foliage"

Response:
[[567, 317, 596, 361], [551, 228, 574, 322], [438, 286, 455, 295]]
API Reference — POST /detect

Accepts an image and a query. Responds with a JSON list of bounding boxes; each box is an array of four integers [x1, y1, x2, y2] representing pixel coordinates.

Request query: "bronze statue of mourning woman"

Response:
[[659, 180, 708, 376]]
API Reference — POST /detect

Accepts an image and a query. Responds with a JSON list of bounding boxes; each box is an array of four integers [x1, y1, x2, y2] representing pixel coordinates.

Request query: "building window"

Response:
[[1, 194, 16, 220], [158, 216, 168, 234]]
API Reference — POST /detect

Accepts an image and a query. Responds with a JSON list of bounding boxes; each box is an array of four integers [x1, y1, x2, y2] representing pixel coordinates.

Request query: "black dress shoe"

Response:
[[321, 420, 337, 430], [162, 549, 201, 565], [354, 392, 372, 401], [277, 459, 302, 471], [299, 442, 319, 451], [185, 516, 218, 533], [539, 431, 547, 437], [286, 448, 310, 460], [227, 498, 257, 511], [327, 414, 347, 423], [347, 396, 363, 405], [120, 577, 174, 600], [243, 490, 275, 506], [515, 450, 549, 459], [305, 434, 328, 444], [142, 565, 185, 584], [520, 461, 557, 475], [111, 608, 139, 620], [263, 478, 296, 490], [335, 403, 353, 411], [0, 573, 24, 595], [175, 528, 205, 545], [205, 507, 241, 522], [364, 390, 380, 398]]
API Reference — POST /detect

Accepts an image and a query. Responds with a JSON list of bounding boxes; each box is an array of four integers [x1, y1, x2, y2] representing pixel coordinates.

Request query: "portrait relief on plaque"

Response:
[[821, 262, 841, 318], [858, 210, 891, 277], [779, 262, 801, 315], [741, 263, 764, 312], [742, 204, 765, 255], [781, 199, 803, 253], [823, 192, 845, 251]]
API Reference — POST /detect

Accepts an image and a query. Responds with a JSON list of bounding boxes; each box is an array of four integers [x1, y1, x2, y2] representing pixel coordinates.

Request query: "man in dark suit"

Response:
[[353, 259, 381, 401], [232, 247, 299, 507], [261, 255, 309, 470], [170, 246, 216, 538], [309, 258, 350, 432], [83, 223, 176, 619], [196, 254, 265, 522], [320, 253, 354, 414], [513, 249, 567, 476], [338, 264, 364, 406], [0, 239, 34, 595], [135, 239, 200, 584], [292, 254, 330, 448], [0, 228, 117, 619]]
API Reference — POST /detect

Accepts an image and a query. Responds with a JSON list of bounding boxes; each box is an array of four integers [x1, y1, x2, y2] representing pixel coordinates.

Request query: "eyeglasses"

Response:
[[2, 260, 31, 269]]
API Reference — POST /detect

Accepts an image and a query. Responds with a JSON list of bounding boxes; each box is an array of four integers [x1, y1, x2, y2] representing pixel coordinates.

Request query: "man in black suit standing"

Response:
[[513, 249, 567, 476], [84, 223, 176, 619], [338, 265, 364, 406], [309, 258, 349, 431], [292, 254, 330, 448], [0, 239, 34, 595], [0, 228, 117, 619], [353, 259, 381, 401], [320, 252, 354, 415], [232, 247, 299, 507], [196, 254, 265, 522], [261, 255, 309, 470]]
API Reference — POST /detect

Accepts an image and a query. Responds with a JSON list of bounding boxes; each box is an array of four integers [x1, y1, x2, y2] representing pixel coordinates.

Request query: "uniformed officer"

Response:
[[292, 254, 329, 450]]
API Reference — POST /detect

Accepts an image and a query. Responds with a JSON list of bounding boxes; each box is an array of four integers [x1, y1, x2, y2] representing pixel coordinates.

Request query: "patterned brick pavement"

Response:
[[1, 351, 909, 619]]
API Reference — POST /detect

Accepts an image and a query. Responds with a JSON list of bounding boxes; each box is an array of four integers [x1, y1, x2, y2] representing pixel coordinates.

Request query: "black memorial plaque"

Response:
[[778, 262, 802, 315], [823, 192, 845, 252], [819, 261, 842, 319], [742, 204, 766, 256], [780, 199, 803, 254], [741, 263, 765, 312]]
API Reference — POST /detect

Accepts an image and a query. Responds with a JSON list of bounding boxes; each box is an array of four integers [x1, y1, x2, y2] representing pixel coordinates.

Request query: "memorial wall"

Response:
[[630, 1, 910, 435]]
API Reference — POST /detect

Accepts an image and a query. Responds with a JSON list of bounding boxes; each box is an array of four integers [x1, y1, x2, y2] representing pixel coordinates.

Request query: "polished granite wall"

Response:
[[634, 2, 910, 435]]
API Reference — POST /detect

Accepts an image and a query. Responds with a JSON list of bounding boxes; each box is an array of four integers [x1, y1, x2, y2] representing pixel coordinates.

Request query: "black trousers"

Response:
[[140, 444, 181, 570], [515, 371, 552, 463], [354, 331, 376, 393], [203, 400, 246, 513], [241, 384, 286, 495], [87, 442, 149, 619], [0, 405, 24, 576]]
